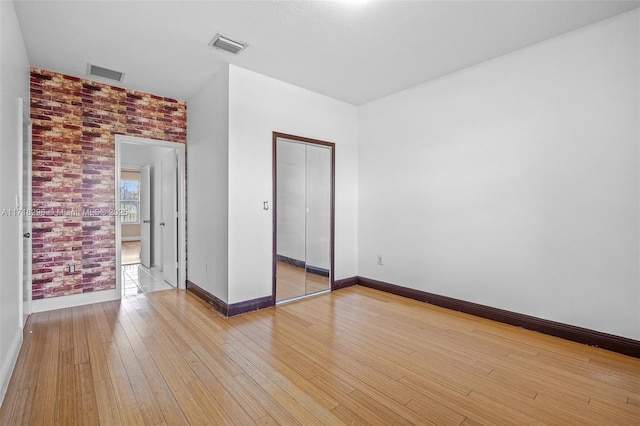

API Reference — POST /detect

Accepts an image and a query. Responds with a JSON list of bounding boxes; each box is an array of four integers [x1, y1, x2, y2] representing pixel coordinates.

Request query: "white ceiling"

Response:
[[14, 0, 640, 105]]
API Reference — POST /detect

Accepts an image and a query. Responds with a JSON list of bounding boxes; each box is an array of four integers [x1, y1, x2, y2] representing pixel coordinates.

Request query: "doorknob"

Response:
[[143, 220, 152, 224], [159, 222, 165, 226], [23, 232, 31, 238]]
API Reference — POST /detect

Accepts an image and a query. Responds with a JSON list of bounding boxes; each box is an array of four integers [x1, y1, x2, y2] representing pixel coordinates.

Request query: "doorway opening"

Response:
[[115, 135, 186, 297], [273, 132, 335, 304]]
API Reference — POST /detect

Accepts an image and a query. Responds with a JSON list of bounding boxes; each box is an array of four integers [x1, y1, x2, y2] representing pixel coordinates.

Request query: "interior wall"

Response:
[[358, 10, 640, 340], [121, 170, 140, 181], [227, 65, 358, 304], [121, 224, 140, 239], [187, 66, 230, 302], [0, 0, 30, 404], [30, 69, 186, 300]]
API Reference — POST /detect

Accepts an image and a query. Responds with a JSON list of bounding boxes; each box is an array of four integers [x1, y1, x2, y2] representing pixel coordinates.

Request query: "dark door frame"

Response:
[[272, 132, 336, 305]]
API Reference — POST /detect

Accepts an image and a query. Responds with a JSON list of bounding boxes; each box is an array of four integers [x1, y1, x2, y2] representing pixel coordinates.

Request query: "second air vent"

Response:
[[209, 33, 247, 55], [87, 64, 124, 82]]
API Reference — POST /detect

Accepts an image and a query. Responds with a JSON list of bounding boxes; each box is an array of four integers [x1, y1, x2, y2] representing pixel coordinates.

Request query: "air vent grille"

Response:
[[209, 33, 247, 55], [87, 64, 124, 82]]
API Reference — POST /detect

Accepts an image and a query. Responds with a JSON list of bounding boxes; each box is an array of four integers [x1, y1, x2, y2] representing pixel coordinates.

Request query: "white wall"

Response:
[[0, 0, 30, 405], [228, 65, 358, 304], [358, 11, 640, 340], [187, 66, 230, 302]]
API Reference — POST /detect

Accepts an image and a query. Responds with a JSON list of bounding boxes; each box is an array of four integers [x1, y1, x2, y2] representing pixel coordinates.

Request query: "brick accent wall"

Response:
[[30, 68, 187, 300]]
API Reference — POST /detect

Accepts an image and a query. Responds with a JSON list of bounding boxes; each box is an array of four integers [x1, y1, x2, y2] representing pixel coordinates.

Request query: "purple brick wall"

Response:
[[30, 68, 187, 299]]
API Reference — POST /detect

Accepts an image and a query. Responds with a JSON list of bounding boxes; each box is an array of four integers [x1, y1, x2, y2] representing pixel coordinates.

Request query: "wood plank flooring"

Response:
[[121, 241, 141, 265], [1, 286, 639, 425], [275, 261, 330, 302]]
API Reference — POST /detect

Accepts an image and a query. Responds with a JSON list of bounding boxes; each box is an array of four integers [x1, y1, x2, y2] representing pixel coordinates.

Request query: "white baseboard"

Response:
[[122, 237, 140, 242], [31, 289, 120, 313], [0, 327, 23, 407]]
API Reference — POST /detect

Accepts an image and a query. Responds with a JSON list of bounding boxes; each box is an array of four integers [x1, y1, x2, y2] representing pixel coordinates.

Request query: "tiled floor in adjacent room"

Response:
[[121, 264, 174, 296]]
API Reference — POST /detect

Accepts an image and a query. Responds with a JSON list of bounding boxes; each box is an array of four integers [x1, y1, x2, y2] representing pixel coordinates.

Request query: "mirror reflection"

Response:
[[275, 137, 332, 302]]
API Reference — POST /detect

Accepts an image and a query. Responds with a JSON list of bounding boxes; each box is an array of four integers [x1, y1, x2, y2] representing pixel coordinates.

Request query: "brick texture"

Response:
[[30, 68, 187, 299]]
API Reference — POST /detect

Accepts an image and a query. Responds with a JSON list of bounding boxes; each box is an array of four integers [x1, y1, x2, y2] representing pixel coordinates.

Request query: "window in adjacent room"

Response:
[[120, 171, 140, 224]]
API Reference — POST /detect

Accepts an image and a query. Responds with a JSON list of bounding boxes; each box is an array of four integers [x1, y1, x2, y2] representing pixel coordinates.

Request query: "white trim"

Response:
[[638, 9, 640, 341], [0, 328, 23, 407], [275, 289, 331, 305], [122, 236, 141, 242], [31, 289, 119, 313], [24, 118, 32, 321], [115, 135, 187, 293], [17, 97, 32, 327], [18, 98, 24, 328]]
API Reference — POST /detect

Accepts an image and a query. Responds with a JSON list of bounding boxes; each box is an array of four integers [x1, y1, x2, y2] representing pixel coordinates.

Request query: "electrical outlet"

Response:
[[377, 255, 383, 266], [68, 265, 75, 274]]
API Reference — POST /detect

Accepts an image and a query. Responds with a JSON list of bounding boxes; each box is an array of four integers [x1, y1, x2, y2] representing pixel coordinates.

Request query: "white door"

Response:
[[19, 98, 32, 326], [161, 150, 177, 287], [139, 164, 151, 267]]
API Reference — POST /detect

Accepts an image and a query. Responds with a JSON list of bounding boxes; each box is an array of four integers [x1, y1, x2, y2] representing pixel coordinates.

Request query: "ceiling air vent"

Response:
[[209, 33, 247, 55], [87, 63, 125, 82]]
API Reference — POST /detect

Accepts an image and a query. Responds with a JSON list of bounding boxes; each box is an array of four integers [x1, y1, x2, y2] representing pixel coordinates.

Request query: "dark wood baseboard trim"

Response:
[[228, 296, 273, 317], [357, 276, 640, 358], [332, 276, 358, 291], [306, 265, 330, 277], [189, 275, 639, 358], [187, 280, 274, 317], [276, 254, 305, 269], [186, 280, 228, 316], [276, 254, 330, 277]]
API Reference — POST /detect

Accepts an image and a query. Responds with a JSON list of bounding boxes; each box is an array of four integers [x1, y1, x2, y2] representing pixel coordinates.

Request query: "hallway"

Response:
[[121, 264, 173, 297]]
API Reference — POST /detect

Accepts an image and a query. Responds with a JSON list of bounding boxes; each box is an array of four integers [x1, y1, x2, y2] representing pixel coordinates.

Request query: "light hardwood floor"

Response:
[[1, 286, 639, 425], [275, 261, 330, 302], [121, 241, 141, 265]]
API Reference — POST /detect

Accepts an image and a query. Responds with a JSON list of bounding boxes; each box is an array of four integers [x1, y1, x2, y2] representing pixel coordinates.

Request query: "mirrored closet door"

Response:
[[273, 133, 334, 303]]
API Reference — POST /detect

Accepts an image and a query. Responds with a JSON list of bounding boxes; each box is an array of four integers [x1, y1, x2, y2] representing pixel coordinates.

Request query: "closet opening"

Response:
[[272, 132, 335, 304]]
